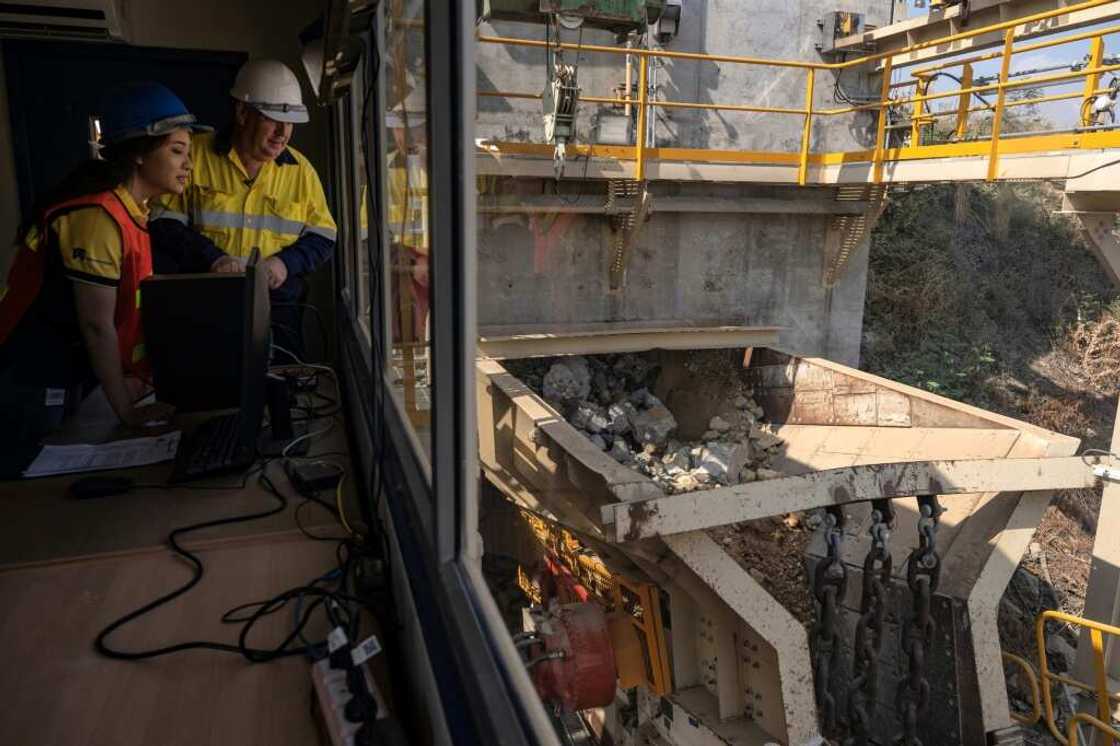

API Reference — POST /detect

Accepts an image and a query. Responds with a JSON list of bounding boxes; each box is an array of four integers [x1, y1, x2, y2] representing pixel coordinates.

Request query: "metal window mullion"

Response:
[[425, 0, 464, 566]]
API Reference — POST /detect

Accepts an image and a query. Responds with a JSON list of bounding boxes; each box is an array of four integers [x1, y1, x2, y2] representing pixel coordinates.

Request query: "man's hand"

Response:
[[210, 256, 245, 274], [264, 256, 289, 289]]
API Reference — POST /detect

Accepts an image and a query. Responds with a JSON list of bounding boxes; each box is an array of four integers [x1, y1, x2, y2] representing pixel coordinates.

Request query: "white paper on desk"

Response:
[[22, 431, 182, 478]]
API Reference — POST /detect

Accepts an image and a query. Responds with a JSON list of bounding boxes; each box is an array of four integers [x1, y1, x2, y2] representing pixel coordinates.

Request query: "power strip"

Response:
[[311, 657, 389, 746]]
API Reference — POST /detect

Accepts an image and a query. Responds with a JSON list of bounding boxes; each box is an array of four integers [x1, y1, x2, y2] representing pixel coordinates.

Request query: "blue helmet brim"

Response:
[[100, 113, 213, 145]]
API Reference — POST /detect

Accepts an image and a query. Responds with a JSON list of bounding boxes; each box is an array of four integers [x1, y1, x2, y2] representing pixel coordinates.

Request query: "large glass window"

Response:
[[382, 0, 431, 455]]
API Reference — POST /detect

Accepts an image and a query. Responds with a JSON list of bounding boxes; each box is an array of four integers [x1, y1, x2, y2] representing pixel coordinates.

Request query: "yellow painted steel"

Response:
[[635, 54, 648, 182], [955, 63, 975, 140], [988, 29, 1016, 182], [872, 56, 893, 184], [1066, 712, 1120, 746], [911, 76, 930, 147], [611, 576, 672, 697], [1091, 627, 1112, 726], [799, 69, 815, 186], [1082, 36, 1106, 126], [1001, 651, 1042, 726], [1036, 609, 1120, 745], [844, 0, 1117, 71]]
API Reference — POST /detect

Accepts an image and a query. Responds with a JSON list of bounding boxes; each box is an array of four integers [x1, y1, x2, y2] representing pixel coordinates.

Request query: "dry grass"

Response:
[[1063, 310, 1120, 392]]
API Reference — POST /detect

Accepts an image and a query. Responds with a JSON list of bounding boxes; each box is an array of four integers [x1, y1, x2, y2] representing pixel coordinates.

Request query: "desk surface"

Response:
[[0, 534, 336, 746], [0, 385, 370, 744], [0, 387, 359, 568]]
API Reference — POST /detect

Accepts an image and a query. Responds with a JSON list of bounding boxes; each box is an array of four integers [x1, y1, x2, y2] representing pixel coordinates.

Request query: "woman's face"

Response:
[[137, 128, 192, 195]]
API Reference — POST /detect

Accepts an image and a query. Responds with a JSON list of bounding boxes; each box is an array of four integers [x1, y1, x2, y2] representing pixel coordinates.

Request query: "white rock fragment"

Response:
[[543, 356, 591, 403], [709, 415, 731, 433], [698, 442, 751, 485]]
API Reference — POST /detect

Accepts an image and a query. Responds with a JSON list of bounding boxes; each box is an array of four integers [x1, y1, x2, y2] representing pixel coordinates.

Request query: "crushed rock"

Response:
[[505, 351, 812, 621]]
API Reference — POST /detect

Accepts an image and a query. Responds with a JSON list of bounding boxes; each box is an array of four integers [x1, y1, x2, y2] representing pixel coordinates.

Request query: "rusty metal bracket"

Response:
[[608, 180, 651, 291]]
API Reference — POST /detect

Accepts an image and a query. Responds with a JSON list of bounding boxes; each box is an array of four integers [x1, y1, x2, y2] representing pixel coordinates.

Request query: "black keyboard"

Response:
[[170, 413, 256, 483]]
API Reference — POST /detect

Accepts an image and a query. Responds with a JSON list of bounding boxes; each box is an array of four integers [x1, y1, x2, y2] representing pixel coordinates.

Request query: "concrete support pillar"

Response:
[[1075, 397, 1120, 683]]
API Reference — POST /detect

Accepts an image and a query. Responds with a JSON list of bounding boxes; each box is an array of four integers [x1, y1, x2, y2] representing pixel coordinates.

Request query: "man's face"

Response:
[[236, 104, 294, 162]]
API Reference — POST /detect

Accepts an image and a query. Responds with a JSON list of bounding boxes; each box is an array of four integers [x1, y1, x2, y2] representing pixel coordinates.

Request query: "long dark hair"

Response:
[[19, 134, 168, 239]]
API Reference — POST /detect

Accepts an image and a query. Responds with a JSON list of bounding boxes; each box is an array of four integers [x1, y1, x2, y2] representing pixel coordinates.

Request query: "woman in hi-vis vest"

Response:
[[0, 82, 210, 474]]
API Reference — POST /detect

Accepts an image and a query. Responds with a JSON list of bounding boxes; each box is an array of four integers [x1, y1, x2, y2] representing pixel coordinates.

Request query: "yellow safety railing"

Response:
[[1036, 610, 1120, 745], [476, 0, 1120, 185], [1003, 651, 1042, 726]]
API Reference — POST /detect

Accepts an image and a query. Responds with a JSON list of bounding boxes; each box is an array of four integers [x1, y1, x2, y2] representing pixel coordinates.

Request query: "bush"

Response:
[[862, 182, 1116, 405]]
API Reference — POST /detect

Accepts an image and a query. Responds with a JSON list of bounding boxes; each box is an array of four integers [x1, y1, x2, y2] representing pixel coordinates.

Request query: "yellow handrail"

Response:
[[1036, 609, 1120, 745], [1067, 712, 1120, 746], [1002, 651, 1042, 726]]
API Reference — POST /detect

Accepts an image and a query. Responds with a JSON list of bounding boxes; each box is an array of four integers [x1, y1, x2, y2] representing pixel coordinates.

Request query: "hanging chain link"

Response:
[[812, 506, 848, 734], [846, 499, 896, 746], [895, 495, 945, 746]]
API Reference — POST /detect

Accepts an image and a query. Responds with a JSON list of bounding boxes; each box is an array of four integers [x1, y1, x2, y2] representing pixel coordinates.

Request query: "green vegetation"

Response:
[[862, 182, 1116, 423]]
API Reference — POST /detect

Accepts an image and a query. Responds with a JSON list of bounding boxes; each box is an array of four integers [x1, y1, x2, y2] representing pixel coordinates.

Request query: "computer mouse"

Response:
[[69, 475, 136, 500]]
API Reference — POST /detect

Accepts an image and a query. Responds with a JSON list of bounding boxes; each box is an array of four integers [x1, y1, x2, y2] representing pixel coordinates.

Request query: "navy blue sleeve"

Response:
[[275, 232, 335, 277], [149, 217, 225, 274]]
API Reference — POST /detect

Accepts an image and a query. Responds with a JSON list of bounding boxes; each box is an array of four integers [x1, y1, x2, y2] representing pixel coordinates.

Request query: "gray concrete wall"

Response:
[[475, 2, 895, 365], [477, 0, 900, 153], [478, 182, 869, 365]]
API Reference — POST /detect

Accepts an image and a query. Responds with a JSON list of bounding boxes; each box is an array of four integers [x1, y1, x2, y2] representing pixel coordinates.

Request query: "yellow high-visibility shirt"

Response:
[[387, 152, 428, 254], [153, 132, 336, 260], [54, 185, 148, 287]]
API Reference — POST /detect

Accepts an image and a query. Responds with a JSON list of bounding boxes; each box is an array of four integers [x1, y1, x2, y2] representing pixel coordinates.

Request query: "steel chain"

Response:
[[812, 506, 847, 734], [895, 495, 945, 746], [846, 499, 896, 746]]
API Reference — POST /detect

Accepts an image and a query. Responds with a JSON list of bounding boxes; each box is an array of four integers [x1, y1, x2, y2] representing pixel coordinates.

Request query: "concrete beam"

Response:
[[663, 531, 821, 746], [601, 457, 1098, 542], [478, 148, 1120, 186], [478, 324, 781, 360], [477, 195, 870, 215], [1060, 192, 1120, 287], [1076, 398, 1120, 682]]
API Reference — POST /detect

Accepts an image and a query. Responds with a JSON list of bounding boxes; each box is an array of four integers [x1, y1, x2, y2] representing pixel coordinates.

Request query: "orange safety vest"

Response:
[[0, 190, 152, 376]]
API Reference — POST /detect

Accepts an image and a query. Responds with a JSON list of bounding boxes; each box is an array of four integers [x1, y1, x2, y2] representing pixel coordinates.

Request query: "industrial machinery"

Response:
[[475, 345, 1120, 746], [478, 0, 665, 176], [477, 0, 665, 35], [468, 3, 1120, 743]]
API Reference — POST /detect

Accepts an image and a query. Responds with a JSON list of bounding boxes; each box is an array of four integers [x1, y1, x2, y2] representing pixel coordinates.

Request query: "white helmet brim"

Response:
[[249, 102, 310, 124]]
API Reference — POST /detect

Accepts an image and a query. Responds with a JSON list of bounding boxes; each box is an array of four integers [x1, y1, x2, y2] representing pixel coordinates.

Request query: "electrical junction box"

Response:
[[595, 112, 633, 146], [817, 11, 865, 55]]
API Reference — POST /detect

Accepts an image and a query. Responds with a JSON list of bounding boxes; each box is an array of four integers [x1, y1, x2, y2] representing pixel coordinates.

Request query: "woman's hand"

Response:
[[210, 256, 245, 273], [121, 401, 176, 428]]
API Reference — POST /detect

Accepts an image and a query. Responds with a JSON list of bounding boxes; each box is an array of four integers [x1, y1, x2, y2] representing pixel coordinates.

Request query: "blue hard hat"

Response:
[[97, 81, 212, 146]]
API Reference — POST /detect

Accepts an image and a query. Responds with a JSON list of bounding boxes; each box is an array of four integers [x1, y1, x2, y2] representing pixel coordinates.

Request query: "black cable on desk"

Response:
[[93, 464, 359, 662]]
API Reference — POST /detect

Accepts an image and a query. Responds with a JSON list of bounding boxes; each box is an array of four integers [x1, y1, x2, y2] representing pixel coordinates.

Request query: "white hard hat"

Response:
[[230, 59, 309, 124]]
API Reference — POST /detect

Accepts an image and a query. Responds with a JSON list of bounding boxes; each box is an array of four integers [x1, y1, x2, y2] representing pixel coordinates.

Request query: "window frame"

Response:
[[329, 3, 564, 743]]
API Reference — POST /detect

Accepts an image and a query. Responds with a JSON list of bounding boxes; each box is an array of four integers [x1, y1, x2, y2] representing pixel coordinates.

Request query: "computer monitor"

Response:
[[141, 250, 270, 425], [238, 251, 270, 444]]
